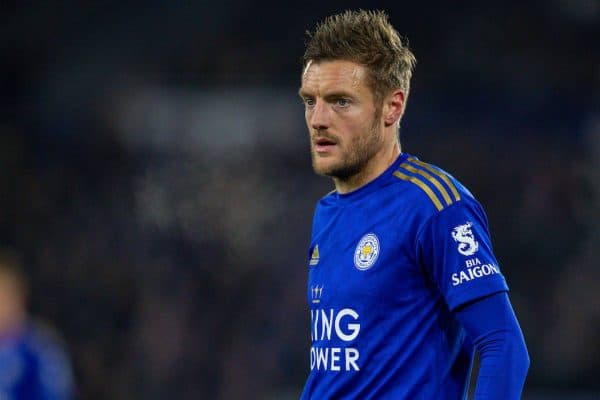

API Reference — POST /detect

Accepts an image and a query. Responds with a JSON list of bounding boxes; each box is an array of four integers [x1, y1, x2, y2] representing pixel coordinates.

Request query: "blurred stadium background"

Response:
[[2, 1, 599, 399]]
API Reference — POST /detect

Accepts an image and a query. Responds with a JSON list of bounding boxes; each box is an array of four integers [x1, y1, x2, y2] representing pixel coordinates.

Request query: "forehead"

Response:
[[300, 60, 370, 95]]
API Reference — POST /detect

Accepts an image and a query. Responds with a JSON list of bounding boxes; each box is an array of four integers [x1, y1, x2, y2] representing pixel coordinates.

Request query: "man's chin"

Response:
[[312, 159, 339, 177], [312, 165, 335, 177], [312, 161, 359, 181]]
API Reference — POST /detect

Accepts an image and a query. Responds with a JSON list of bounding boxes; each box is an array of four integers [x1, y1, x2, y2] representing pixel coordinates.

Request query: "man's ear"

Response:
[[383, 89, 405, 128]]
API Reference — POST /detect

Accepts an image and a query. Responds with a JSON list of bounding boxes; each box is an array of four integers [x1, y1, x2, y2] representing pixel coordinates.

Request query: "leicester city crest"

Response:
[[354, 233, 380, 271]]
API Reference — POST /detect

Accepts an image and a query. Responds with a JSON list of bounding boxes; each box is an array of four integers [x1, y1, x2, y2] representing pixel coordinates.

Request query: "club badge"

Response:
[[354, 233, 380, 271]]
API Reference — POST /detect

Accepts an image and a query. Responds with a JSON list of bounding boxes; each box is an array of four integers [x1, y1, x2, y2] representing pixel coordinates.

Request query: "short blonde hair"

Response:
[[303, 10, 416, 104]]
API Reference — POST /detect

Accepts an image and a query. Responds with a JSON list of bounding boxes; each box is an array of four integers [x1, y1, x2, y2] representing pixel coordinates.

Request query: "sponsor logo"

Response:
[[354, 233, 379, 271], [310, 285, 324, 304], [451, 222, 479, 256], [310, 308, 361, 371], [309, 245, 320, 266], [451, 257, 500, 286]]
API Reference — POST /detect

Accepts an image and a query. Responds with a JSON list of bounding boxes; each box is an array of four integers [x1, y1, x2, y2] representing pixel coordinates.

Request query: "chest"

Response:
[[307, 200, 429, 310]]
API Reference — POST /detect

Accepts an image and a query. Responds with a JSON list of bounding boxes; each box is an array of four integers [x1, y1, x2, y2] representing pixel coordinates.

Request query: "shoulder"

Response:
[[23, 320, 72, 375], [390, 155, 477, 215], [24, 320, 73, 394], [318, 188, 337, 203], [24, 320, 66, 349]]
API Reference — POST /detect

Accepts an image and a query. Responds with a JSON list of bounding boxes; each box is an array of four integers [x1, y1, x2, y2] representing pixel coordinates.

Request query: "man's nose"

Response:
[[309, 101, 330, 131]]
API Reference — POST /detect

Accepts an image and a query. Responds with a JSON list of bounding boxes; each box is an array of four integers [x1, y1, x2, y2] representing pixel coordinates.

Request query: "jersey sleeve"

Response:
[[455, 292, 530, 399], [416, 200, 508, 311]]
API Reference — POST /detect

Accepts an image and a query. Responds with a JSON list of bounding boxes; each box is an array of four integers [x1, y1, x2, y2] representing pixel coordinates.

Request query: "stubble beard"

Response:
[[311, 118, 384, 182]]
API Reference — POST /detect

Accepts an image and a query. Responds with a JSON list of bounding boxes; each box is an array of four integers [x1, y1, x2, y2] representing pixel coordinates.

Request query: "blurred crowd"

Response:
[[2, 1, 599, 399]]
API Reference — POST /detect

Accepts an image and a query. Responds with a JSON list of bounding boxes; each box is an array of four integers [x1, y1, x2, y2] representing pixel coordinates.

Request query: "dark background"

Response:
[[2, 1, 599, 398]]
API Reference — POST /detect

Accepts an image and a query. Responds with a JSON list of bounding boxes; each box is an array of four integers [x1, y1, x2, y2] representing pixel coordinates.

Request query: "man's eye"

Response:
[[304, 98, 315, 107], [336, 98, 350, 107]]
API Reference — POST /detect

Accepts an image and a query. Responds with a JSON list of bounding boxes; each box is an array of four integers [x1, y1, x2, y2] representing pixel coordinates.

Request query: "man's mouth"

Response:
[[314, 136, 338, 153]]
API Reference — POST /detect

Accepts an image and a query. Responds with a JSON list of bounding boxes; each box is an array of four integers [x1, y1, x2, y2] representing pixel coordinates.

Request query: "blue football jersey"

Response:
[[301, 153, 508, 399], [0, 322, 73, 400]]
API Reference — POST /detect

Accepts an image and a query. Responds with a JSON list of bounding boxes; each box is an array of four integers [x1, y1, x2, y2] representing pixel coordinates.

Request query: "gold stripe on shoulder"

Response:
[[393, 171, 444, 211], [407, 157, 461, 202], [399, 162, 452, 206]]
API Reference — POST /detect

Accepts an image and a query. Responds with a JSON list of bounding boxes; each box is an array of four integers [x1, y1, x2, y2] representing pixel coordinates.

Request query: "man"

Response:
[[298, 10, 529, 399], [0, 249, 74, 399]]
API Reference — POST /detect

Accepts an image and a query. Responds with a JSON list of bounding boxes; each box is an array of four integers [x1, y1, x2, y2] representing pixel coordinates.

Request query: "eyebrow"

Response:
[[323, 91, 354, 100], [298, 88, 310, 98], [298, 89, 355, 100]]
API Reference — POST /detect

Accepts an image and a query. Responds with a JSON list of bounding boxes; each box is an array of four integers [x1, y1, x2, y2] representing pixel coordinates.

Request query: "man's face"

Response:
[[0, 271, 25, 332], [299, 60, 385, 180]]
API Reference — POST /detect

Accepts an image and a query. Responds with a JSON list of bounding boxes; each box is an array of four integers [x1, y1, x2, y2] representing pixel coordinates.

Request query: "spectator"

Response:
[[0, 249, 74, 400]]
